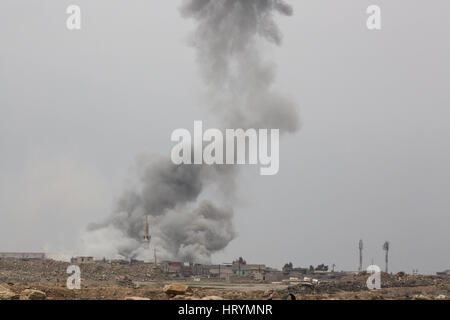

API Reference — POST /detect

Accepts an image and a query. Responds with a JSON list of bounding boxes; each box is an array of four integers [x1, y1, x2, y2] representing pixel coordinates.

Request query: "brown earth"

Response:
[[0, 260, 448, 300]]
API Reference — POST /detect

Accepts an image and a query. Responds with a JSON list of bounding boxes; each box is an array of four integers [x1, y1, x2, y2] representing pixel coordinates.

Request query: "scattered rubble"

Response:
[[280, 272, 450, 297], [125, 296, 151, 300], [0, 261, 448, 300], [0, 259, 167, 284], [0, 284, 19, 300], [201, 296, 224, 300], [20, 289, 46, 300], [412, 294, 432, 300]]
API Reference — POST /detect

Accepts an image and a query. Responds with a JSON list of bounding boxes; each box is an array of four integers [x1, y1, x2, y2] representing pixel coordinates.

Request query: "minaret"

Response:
[[143, 216, 151, 247]]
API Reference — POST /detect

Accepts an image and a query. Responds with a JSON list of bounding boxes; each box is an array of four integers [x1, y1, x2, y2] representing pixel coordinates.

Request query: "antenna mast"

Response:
[[383, 241, 390, 273], [358, 239, 363, 272]]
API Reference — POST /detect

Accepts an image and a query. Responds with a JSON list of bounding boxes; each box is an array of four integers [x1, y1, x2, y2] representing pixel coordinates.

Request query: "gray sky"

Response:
[[0, 0, 449, 274]]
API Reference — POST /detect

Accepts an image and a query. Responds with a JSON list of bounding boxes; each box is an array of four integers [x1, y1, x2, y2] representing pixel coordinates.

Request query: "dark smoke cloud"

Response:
[[82, 1, 297, 263], [83, 156, 236, 263], [181, 0, 299, 133], [158, 201, 235, 263]]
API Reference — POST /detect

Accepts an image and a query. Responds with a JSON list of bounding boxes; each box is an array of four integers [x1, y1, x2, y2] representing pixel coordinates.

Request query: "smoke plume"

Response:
[[181, 0, 299, 133], [82, 0, 298, 263]]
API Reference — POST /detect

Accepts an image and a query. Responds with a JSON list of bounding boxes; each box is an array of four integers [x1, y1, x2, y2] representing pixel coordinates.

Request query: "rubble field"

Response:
[[0, 260, 448, 300]]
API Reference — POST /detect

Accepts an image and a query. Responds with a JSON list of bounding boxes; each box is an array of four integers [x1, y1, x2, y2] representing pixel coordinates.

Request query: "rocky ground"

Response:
[[0, 260, 448, 300]]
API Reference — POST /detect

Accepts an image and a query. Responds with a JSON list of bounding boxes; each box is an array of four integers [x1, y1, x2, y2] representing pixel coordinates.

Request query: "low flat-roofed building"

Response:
[[232, 263, 266, 277], [208, 264, 233, 278], [160, 261, 183, 274], [71, 256, 94, 264]]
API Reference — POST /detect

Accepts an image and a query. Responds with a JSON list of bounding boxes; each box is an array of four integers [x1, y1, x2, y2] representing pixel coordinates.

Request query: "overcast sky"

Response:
[[0, 0, 449, 274]]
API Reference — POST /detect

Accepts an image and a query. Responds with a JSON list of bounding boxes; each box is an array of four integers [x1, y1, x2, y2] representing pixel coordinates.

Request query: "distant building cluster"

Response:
[[1, 252, 448, 279], [158, 261, 271, 280], [63, 256, 340, 281], [156, 260, 340, 282]]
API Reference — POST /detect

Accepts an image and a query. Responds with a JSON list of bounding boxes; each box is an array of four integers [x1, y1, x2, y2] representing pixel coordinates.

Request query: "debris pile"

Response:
[[279, 272, 450, 298], [0, 259, 167, 284], [20, 289, 46, 300], [0, 284, 19, 300], [1, 261, 449, 300]]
